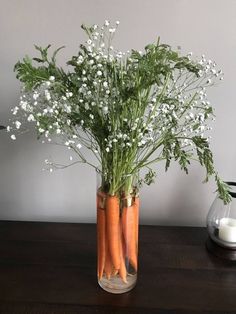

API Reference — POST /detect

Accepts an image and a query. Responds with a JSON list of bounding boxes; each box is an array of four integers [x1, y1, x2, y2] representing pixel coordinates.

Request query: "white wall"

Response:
[[0, 0, 235, 226]]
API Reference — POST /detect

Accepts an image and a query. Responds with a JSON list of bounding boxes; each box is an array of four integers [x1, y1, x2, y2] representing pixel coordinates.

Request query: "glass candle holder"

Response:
[[206, 182, 236, 257]]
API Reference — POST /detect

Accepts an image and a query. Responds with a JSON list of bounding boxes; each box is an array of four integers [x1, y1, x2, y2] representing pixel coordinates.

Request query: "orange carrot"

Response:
[[104, 238, 113, 279], [97, 207, 106, 280], [118, 221, 127, 283], [122, 202, 138, 272], [121, 206, 128, 258], [134, 196, 140, 253], [106, 195, 121, 270]]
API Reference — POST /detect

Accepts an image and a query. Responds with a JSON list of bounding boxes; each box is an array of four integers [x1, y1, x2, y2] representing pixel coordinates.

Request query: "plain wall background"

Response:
[[0, 0, 235, 226]]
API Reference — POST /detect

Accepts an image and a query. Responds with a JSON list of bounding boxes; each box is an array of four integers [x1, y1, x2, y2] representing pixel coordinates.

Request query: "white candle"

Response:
[[219, 218, 236, 243]]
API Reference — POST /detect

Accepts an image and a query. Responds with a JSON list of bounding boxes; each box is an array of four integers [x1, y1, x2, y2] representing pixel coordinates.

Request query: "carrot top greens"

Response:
[[8, 20, 231, 203]]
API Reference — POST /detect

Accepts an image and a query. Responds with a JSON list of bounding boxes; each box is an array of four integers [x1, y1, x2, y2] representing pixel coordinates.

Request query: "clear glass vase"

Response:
[[207, 182, 236, 248], [96, 170, 139, 294]]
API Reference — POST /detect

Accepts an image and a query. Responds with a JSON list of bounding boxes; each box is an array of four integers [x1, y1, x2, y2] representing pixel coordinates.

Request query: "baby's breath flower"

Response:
[[66, 92, 73, 98], [33, 92, 39, 100], [15, 121, 21, 129], [12, 106, 19, 115], [45, 90, 51, 101], [8, 21, 229, 203]]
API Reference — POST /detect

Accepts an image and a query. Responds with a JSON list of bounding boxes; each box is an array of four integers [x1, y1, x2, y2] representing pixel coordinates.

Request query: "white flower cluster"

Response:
[[8, 82, 83, 153], [8, 20, 221, 174]]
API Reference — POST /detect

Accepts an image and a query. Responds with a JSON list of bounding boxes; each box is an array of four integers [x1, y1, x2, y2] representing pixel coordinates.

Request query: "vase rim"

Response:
[[225, 182, 236, 198]]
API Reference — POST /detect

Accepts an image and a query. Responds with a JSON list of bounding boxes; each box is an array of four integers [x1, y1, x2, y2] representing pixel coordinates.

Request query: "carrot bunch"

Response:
[[97, 190, 139, 283]]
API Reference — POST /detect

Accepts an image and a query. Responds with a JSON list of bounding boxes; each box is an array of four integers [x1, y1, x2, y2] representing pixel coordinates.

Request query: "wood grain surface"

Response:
[[0, 221, 235, 313]]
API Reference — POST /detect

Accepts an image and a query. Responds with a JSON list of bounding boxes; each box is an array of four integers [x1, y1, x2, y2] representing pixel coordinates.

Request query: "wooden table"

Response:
[[0, 221, 236, 313]]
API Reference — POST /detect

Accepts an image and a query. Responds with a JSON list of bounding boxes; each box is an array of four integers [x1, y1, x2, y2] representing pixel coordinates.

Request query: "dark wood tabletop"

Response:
[[0, 221, 236, 313]]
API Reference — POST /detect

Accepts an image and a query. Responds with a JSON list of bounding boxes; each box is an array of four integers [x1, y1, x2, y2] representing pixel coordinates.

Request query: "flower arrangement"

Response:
[[8, 20, 230, 202], [7, 20, 231, 293]]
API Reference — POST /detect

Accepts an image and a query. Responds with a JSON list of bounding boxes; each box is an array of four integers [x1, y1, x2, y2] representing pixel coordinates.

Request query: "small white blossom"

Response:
[[103, 106, 108, 114], [97, 70, 102, 76], [12, 106, 19, 115], [103, 81, 108, 88], [27, 114, 35, 122], [11, 134, 16, 140], [15, 121, 21, 129], [33, 92, 39, 100], [45, 90, 51, 101], [64, 104, 72, 113], [77, 56, 84, 64], [49, 76, 55, 81], [66, 92, 73, 98], [77, 143, 82, 149]]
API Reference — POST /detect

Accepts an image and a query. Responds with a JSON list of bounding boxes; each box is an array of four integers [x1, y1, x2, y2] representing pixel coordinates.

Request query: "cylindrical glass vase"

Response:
[[96, 170, 139, 294]]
